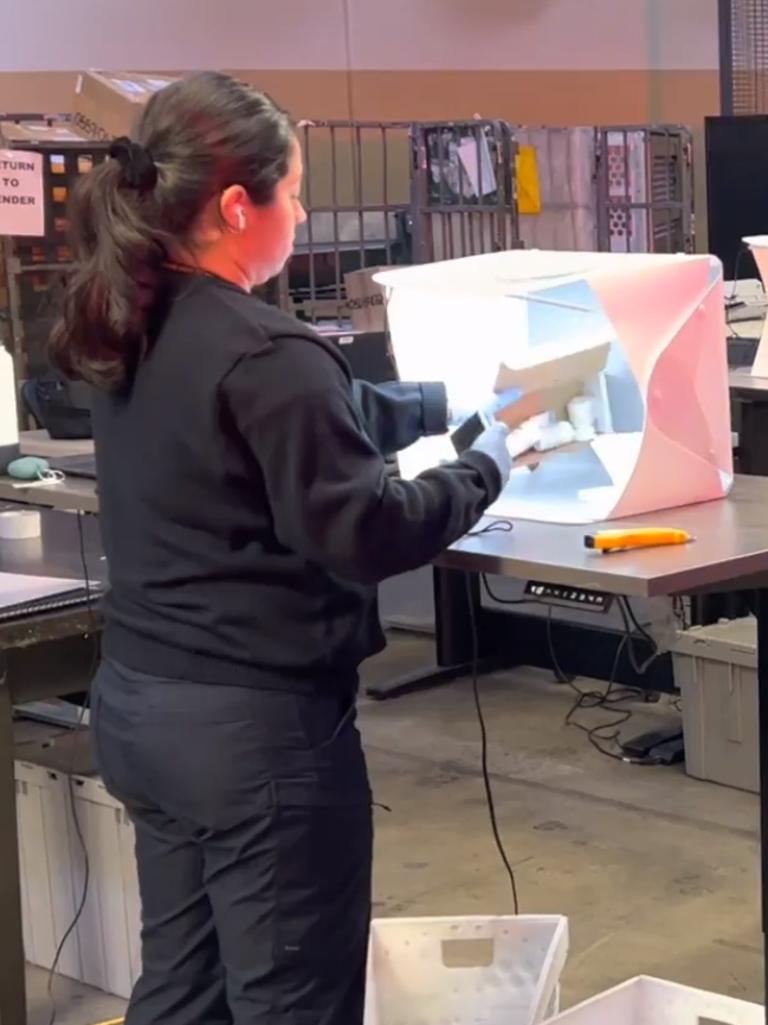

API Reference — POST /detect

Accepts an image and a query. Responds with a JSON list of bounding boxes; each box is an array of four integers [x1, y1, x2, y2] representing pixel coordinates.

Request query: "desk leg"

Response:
[[0, 678, 26, 1025], [368, 569, 504, 701], [758, 590, 768, 1021]]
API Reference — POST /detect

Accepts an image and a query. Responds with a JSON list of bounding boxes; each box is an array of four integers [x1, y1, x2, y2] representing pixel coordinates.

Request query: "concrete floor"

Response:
[[26, 632, 762, 1022]]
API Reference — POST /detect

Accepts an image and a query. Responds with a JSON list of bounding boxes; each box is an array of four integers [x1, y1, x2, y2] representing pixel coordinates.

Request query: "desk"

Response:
[[437, 474, 768, 1019], [0, 475, 98, 515], [0, 433, 98, 515], [0, 510, 103, 1025]]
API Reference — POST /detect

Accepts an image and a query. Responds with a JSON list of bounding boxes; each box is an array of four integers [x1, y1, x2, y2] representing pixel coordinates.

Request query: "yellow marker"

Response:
[[584, 528, 693, 553]]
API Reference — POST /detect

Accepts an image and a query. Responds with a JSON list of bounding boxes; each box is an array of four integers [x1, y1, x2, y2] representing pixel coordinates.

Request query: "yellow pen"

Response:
[[584, 528, 693, 553]]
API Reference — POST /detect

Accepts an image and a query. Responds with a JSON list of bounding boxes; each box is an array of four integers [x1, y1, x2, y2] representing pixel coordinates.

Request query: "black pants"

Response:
[[91, 659, 373, 1025]]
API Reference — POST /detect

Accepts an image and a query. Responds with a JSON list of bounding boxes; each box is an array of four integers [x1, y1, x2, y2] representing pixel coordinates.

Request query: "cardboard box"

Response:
[[73, 71, 178, 139], [343, 266, 393, 332], [0, 119, 93, 145]]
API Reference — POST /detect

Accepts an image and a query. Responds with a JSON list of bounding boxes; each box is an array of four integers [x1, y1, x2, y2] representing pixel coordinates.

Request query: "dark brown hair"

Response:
[[50, 72, 295, 390]]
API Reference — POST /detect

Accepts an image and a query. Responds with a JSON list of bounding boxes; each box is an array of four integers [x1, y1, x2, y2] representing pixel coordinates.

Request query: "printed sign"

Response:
[[0, 150, 44, 237]]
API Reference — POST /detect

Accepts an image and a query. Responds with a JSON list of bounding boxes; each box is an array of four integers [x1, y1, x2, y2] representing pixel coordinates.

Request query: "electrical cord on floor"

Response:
[[46, 512, 99, 1025], [464, 572, 520, 915], [547, 598, 663, 764]]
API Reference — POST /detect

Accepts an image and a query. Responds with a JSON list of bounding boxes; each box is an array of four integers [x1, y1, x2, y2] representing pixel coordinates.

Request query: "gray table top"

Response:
[[730, 369, 768, 397], [438, 475, 768, 598], [0, 475, 98, 514], [20, 430, 94, 459], [4, 465, 768, 601], [0, 433, 99, 514], [0, 510, 105, 649]]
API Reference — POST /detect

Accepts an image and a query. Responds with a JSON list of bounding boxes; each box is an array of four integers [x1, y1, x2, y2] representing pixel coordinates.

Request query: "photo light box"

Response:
[[375, 250, 732, 524], [742, 235, 768, 376]]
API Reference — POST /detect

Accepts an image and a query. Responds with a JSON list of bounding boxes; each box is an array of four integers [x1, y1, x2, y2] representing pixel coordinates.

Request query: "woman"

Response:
[[51, 72, 540, 1025]]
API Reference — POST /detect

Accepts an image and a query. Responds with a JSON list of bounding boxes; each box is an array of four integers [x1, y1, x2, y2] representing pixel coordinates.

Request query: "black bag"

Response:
[[22, 376, 93, 440]]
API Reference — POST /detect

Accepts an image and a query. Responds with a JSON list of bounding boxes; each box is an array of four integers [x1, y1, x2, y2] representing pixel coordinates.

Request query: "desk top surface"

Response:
[[730, 369, 768, 396], [0, 475, 99, 514], [0, 433, 98, 513], [439, 475, 768, 598], [0, 509, 104, 648], [4, 449, 768, 600], [20, 430, 95, 459]]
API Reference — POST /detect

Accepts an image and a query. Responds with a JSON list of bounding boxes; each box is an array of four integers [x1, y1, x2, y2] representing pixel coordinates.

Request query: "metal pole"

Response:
[[719, 0, 735, 115], [757, 587, 768, 1022]]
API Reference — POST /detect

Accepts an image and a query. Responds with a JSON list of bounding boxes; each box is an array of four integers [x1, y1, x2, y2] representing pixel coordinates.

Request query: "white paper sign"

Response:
[[0, 149, 44, 237]]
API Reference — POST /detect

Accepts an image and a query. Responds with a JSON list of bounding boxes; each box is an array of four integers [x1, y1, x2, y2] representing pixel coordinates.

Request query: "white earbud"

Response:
[[237, 209, 246, 232]]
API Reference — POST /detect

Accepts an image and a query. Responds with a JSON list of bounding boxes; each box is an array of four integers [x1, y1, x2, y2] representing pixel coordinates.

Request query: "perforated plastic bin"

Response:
[[364, 915, 568, 1025], [542, 976, 763, 1025]]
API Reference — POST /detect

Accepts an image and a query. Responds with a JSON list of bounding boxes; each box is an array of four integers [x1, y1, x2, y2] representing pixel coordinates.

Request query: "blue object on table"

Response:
[[7, 456, 51, 481]]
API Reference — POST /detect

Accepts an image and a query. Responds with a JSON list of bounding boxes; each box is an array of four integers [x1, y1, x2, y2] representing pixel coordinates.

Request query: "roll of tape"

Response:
[[0, 508, 41, 540]]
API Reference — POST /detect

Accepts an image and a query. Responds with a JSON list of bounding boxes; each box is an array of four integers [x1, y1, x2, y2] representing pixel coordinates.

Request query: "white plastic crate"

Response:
[[364, 914, 568, 1025], [15, 759, 141, 998], [542, 976, 763, 1024]]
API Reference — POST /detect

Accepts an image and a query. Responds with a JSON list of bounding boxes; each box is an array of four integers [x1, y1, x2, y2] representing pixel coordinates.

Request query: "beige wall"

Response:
[[3, 0, 718, 73], [0, 0, 721, 237]]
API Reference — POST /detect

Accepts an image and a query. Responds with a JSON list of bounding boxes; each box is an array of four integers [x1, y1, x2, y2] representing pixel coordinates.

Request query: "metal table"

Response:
[[0, 433, 98, 515], [0, 509, 103, 1025], [0, 476, 98, 515], [438, 474, 768, 1019]]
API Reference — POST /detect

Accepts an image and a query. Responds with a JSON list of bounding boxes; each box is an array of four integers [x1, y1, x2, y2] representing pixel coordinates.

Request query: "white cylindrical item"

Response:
[[507, 421, 539, 459], [0, 345, 20, 470], [534, 421, 575, 453], [574, 424, 596, 443], [0, 509, 41, 540], [528, 411, 556, 431], [567, 396, 594, 430]]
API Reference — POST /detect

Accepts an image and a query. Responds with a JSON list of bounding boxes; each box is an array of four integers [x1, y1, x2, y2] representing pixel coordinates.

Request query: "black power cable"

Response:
[[545, 598, 662, 763], [464, 571, 520, 915], [46, 511, 99, 1025]]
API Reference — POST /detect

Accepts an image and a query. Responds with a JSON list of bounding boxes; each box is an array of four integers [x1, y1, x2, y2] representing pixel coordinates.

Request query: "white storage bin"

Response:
[[364, 914, 568, 1025], [542, 975, 763, 1024], [15, 759, 141, 999], [671, 617, 758, 793]]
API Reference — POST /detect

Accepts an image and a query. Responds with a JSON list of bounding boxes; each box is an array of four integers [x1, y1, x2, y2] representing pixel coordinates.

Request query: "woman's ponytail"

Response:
[[50, 140, 168, 390]]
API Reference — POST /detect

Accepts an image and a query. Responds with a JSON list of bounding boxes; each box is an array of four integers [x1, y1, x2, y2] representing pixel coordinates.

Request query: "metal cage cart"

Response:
[[0, 120, 109, 395], [513, 124, 694, 255], [720, 0, 768, 115], [281, 118, 520, 330]]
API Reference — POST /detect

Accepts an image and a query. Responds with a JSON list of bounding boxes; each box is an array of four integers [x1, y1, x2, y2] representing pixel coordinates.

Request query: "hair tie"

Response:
[[108, 136, 158, 191]]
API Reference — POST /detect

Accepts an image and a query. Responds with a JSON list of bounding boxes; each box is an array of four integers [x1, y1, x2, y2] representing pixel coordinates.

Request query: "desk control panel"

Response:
[[524, 580, 613, 613]]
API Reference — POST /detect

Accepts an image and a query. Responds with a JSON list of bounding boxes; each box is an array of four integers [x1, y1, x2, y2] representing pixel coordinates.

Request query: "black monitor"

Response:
[[706, 115, 768, 280]]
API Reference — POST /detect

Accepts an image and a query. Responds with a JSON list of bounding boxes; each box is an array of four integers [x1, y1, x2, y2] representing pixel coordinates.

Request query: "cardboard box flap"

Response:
[[74, 70, 179, 139], [0, 120, 93, 145]]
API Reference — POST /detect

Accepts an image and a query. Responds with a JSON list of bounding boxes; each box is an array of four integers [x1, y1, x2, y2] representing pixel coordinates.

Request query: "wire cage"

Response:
[[0, 119, 109, 387], [514, 125, 694, 255], [281, 118, 520, 330], [721, 0, 768, 114], [594, 125, 694, 254]]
